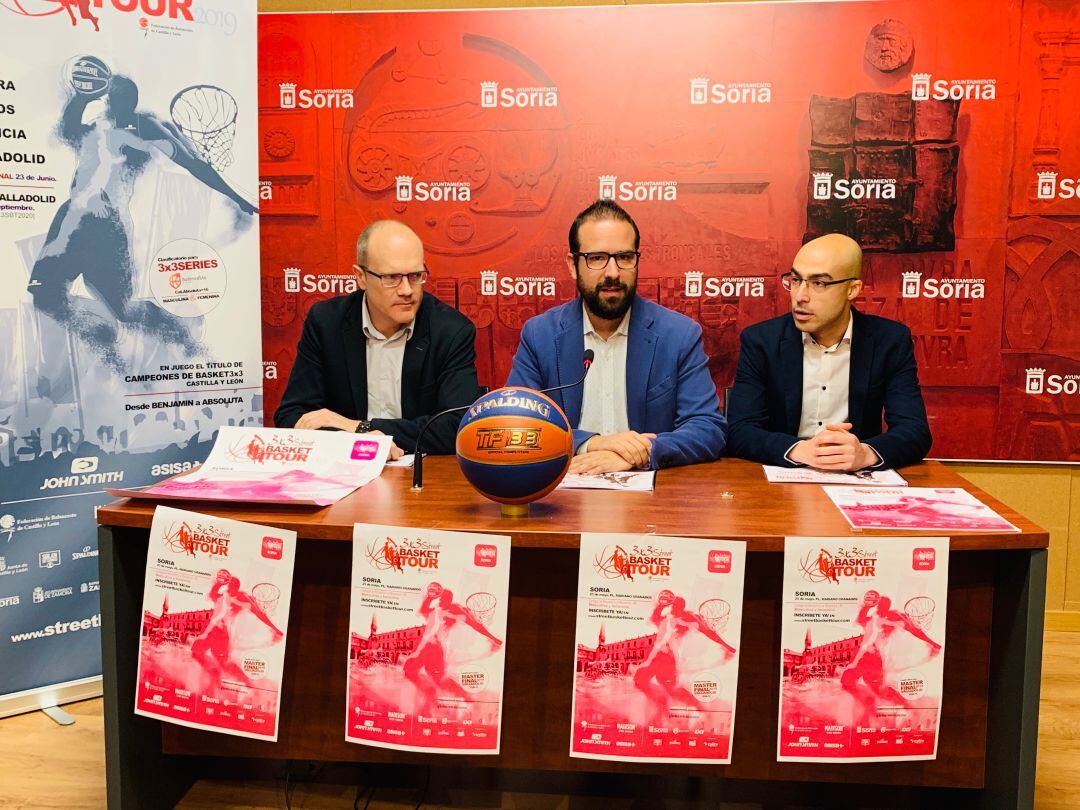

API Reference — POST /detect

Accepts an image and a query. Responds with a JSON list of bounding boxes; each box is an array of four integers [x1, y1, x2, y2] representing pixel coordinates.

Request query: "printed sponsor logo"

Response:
[[689, 77, 771, 105], [39, 468, 124, 491], [395, 176, 471, 203], [261, 537, 284, 560], [279, 82, 353, 110], [10, 614, 102, 644], [350, 440, 379, 461], [598, 174, 677, 202], [911, 72, 997, 101], [480, 269, 556, 297], [70, 456, 98, 473], [364, 537, 441, 572], [1036, 171, 1080, 200], [80, 580, 100, 593], [1025, 368, 1080, 396], [72, 545, 99, 561], [283, 266, 357, 295], [467, 391, 551, 420], [38, 550, 61, 569], [901, 271, 985, 299], [798, 546, 878, 584], [707, 550, 732, 574], [32, 585, 74, 603], [913, 548, 936, 571], [163, 520, 231, 558], [683, 271, 766, 298], [474, 544, 498, 568], [594, 544, 673, 580], [475, 427, 541, 451], [480, 81, 558, 108], [227, 433, 315, 464], [0, 556, 29, 577], [0, 595, 19, 608], [812, 171, 896, 201]]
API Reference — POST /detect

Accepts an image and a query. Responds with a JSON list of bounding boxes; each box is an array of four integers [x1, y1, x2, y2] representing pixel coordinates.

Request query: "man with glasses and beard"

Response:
[[506, 200, 726, 473], [275, 220, 481, 457], [727, 233, 931, 470]]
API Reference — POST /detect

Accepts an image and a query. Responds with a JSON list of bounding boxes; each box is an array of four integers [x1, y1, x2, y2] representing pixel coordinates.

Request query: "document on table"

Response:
[[762, 465, 907, 487], [557, 471, 656, 491]]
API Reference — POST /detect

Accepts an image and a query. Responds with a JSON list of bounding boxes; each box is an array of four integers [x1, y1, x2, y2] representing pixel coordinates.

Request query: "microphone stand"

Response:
[[411, 352, 594, 492]]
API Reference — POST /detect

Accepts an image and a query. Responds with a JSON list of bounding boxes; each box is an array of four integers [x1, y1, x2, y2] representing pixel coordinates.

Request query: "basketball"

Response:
[[67, 55, 112, 96], [426, 582, 444, 598], [456, 387, 574, 505], [657, 589, 676, 606], [863, 589, 881, 607]]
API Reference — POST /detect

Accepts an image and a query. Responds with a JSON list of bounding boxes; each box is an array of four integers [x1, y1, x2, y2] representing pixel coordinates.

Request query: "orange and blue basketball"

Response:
[[456, 387, 574, 505]]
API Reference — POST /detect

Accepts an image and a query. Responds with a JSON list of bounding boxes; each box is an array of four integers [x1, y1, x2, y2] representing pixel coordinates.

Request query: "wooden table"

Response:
[[97, 458, 1048, 809]]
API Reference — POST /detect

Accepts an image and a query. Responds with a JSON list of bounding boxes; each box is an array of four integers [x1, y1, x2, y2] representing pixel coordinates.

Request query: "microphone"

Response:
[[411, 351, 594, 491]]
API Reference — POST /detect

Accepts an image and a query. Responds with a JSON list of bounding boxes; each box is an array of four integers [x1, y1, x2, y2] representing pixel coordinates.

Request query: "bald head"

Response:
[[355, 220, 423, 268], [793, 234, 863, 280]]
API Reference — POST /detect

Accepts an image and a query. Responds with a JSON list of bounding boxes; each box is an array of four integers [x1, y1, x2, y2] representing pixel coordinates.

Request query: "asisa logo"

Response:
[[684, 271, 766, 298], [593, 544, 673, 581], [395, 176, 471, 203], [480, 269, 555, 297], [812, 172, 896, 201], [689, 77, 771, 105], [283, 266, 357, 295], [364, 537, 441, 572], [911, 73, 996, 102], [227, 434, 314, 464], [798, 546, 877, 584], [1025, 368, 1080, 396], [598, 175, 677, 202], [1036, 171, 1080, 200], [480, 81, 558, 109], [278, 83, 353, 110], [901, 271, 985, 300], [163, 520, 231, 558]]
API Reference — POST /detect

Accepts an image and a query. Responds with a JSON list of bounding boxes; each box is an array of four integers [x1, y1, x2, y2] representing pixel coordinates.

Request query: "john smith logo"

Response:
[[163, 521, 231, 557], [364, 537, 441, 572], [684, 271, 766, 298], [598, 175, 677, 202], [283, 266, 356, 295], [593, 544, 673, 580], [1025, 367, 1080, 396], [798, 546, 878, 584], [227, 434, 314, 463], [38, 550, 61, 569], [812, 172, 896, 200], [901, 271, 985, 300], [278, 82, 353, 110], [480, 269, 555, 297], [1036, 171, 1080, 200], [480, 81, 558, 108], [911, 73, 996, 101], [689, 78, 771, 105], [395, 176, 471, 203]]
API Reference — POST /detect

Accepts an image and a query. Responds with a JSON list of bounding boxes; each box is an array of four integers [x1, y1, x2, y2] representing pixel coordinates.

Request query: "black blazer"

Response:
[[274, 291, 481, 455], [727, 308, 932, 469]]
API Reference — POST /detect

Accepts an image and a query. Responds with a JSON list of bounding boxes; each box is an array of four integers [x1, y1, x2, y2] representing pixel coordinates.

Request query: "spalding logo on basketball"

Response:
[[66, 55, 112, 96], [456, 387, 573, 505]]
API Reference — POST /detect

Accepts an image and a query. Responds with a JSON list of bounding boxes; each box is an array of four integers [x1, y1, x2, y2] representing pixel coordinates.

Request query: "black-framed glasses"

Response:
[[573, 251, 640, 271], [780, 270, 858, 294], [355, 264, 430, 289]]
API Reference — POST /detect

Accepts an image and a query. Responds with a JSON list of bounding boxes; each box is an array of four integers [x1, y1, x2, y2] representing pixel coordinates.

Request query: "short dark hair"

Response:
[[568, 199, 640, 254]]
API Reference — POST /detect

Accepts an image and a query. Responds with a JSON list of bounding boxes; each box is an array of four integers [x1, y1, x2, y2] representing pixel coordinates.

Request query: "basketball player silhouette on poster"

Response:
[[190, 569, 285, 692], [633, 589, 736, 725], [28, 56, 256, 373], [402, 582, 503, 715], [840, 590, 942, 726]]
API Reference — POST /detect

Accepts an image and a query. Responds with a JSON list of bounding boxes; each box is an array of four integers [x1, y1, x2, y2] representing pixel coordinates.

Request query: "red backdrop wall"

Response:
[[257, 1, 1080, 462]]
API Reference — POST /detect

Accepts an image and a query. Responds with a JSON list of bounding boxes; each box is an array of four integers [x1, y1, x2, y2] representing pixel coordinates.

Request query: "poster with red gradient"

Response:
[[778, 536, 949, 762], [823, 487, 1020, 533], [346, 524, 511, 753], [570, 533, 746, 764], [134, 506, 297, 741]]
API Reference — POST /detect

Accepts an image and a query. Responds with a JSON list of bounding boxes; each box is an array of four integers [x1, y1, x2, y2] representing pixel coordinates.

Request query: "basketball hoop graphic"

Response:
[[903, 596, 936, 629], [697, 598, 731, 633], [170, 84, 238, 171], [465, 592, 497, 626], [251, 583, 281, 616]]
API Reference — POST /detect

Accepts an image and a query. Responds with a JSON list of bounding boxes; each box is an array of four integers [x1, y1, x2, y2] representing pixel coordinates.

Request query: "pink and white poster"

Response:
[[823, 487, 1020, 533], [111, 426, 391, 505], [778, 536, 949, 762], [346, 524, 511, 754], [134, 506, 297, 741], [570, 533, 746, 763]]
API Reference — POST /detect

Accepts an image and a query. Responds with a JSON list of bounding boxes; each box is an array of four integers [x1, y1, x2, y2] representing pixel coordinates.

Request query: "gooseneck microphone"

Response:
[[410, 350, 595, 491]]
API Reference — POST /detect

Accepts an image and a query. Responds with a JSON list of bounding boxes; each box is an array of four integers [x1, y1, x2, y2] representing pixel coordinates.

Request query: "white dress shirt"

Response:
[[361, 298, 413, 420], [578, 303, 630, 448], [797, 315, 853, 438]]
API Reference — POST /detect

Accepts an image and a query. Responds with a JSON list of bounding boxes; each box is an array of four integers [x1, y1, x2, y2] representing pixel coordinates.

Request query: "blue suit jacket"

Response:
[[727, 308, 932, 469], [506, 297, 727, 469]]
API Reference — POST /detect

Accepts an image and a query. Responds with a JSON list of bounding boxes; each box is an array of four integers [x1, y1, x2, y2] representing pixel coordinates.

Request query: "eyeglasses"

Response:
[[573, 251, 640, 271], [780, 271, 858, 294], [355, 264, 430, 289]]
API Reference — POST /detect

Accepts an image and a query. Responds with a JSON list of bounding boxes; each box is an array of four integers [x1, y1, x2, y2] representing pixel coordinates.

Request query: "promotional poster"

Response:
[[347, 523, 511, 754], [135, 506, 295, 741], [111, 426, 390, 505], [823, 487, 1020, 532], [0, 2, 260, 707], [778, 536, 949, 762], [571, 533, 746, 763], [762, 467, 907, 487]]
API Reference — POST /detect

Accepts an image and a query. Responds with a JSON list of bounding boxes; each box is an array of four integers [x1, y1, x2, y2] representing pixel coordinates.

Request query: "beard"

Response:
[[579, 274, 635, 321]]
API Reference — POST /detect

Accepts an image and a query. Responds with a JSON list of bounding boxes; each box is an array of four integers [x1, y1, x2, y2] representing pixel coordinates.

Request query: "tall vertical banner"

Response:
[[135, 506, 295, 741], [347, 524, 510, 753], [778, 536, 949, 762], [571, 533, 746, 763], [0, 3, 260, 712]]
